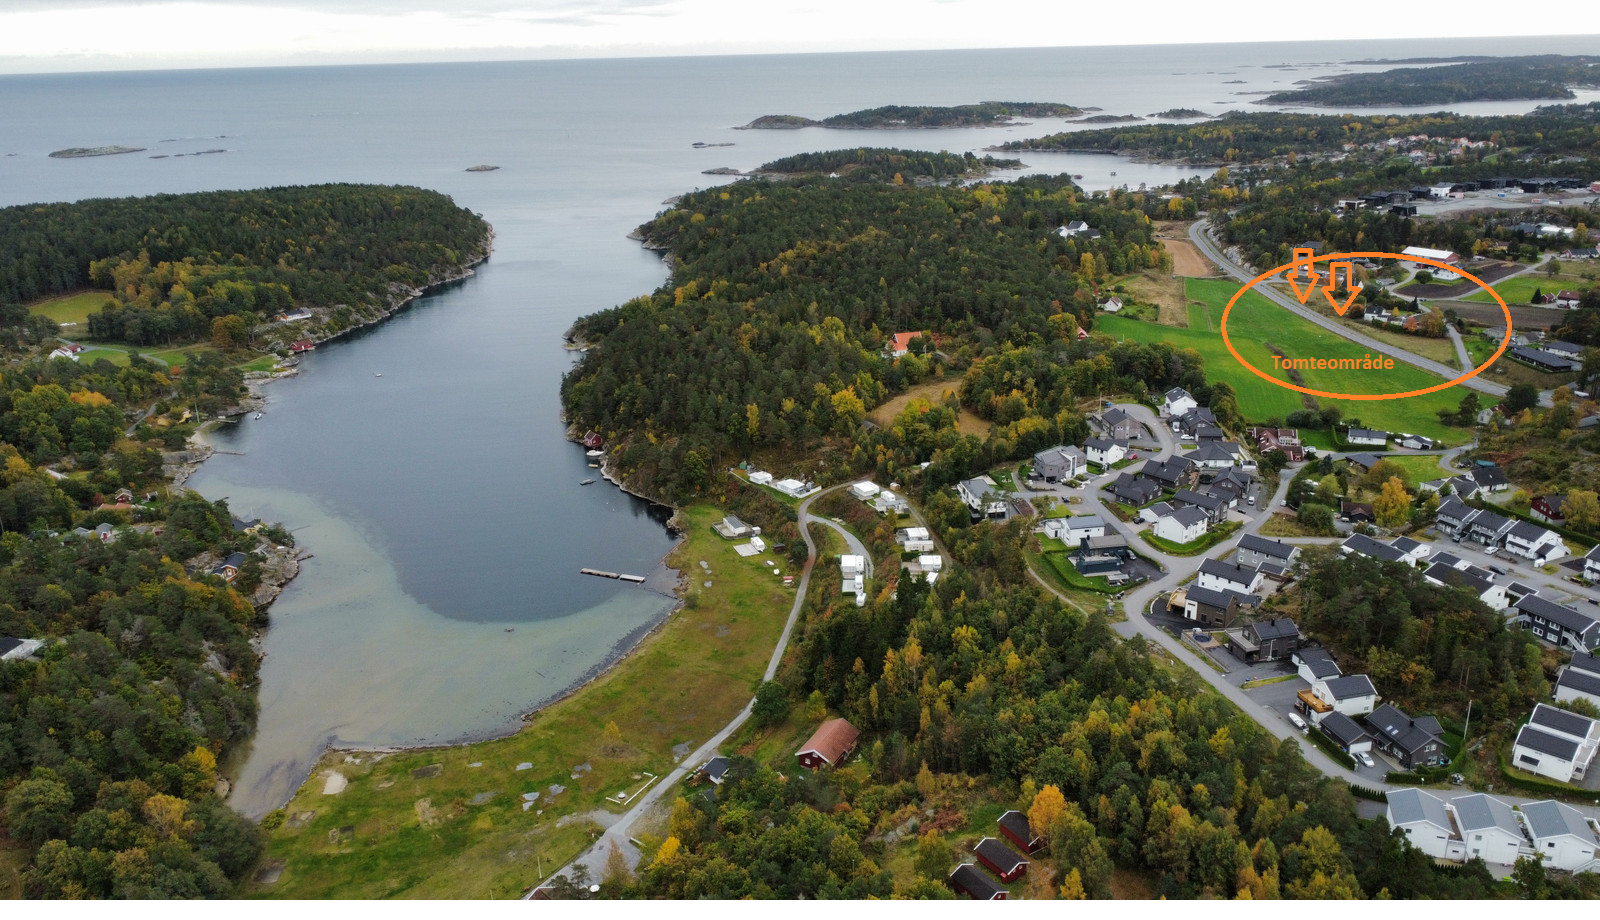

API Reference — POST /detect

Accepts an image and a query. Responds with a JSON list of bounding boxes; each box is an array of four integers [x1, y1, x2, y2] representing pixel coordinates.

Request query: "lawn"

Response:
[[1139, 519, 1240, 556], [252, 503, 798, 899], [1461, 271, 1596, 304], [74, 348, 130, 366], [1373, 453, 1451, 486], [28, 290, 112, 327], [1335, 318, 1459, 365], [1096, 279, 1484, 446]]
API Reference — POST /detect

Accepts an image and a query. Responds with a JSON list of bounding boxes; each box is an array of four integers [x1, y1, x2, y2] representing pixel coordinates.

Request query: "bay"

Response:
[[1, 36, 1593, 817]]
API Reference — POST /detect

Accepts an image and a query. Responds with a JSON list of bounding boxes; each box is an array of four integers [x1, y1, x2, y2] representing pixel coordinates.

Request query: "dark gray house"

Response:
[[1226, 618, 1302, 663], [1366, 703, 1446, 769], [1108, 473, 1161, 506], [1236, 534, 1299, 570], [1094, 407, 1144, 441], [1032, 445, 1088, 483], [1141, 456, 1198, 491]]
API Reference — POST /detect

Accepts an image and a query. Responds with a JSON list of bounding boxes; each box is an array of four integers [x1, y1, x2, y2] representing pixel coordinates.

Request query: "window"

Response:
[[1520, 754, 1540, 766]]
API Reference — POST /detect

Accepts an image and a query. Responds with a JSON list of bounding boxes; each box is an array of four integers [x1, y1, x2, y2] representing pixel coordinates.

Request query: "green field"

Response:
[[28, 290, 112, 327], [1367, 453, 1451, 486], [1460, 272, 1592, 304], [1096, 279, 1484, 445]]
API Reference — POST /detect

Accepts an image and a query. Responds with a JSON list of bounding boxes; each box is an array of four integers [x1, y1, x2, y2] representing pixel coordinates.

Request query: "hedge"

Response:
[[1385, 771, 1428, 785], [1306, 726, 1357, 770], [1497, 749, 1592, 799], [1348, 783, 1388, 802]]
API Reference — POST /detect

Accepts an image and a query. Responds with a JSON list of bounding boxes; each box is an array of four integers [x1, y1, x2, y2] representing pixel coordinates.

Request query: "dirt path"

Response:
[[1153, 222, 1217, 278], [868, 378, 990, 436]]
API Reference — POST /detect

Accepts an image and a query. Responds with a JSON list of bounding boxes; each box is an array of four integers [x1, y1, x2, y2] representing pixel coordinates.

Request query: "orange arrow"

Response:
[[1287, 270, 1320, 304], [1321, 261, 1362, 315], [1286, 246, 1319, 303]]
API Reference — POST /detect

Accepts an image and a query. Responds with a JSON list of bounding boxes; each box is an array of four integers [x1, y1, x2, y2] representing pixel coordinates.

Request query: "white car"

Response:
[[1357, 752, 1375, 768]]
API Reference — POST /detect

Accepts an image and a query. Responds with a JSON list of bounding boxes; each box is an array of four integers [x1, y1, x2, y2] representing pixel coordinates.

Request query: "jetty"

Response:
[[580, 568, 647, 583]]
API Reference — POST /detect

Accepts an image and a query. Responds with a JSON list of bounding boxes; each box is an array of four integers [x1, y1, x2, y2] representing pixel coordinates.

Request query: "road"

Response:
[[1185, 222, 1513, 401], [815, 517, 873, 579], [529, 484, 842, 895]]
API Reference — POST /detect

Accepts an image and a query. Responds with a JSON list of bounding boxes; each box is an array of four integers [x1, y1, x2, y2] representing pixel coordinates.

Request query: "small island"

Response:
[[1261, 55, 1595, 106], [1149, 108, 1212, 119], [739, 101, 1083, 130], [49, 145, 146, 158], [465, 164, 500, 172], [1068, 114, 1144, 124], [752, 148, 1021, 180]]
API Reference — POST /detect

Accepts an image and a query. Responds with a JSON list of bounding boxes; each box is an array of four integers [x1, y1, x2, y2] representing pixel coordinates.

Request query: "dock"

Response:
[[580, 568, 647, 583]]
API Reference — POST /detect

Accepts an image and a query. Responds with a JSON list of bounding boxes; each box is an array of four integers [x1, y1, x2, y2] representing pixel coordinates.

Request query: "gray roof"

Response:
[[1426, 563, 1495, 597], [1346, 452, 1384, 469], [1387, 787, 1453, 832], [1250, 617, 1300, 641], [1450, 794, 1520, 837], [1066, 514, 1106, 531], [960, 477, 995, 497], [1200, 557, 1260, 584], [1436, 497, 1473, 521], [1084, 436, 1123, 452], [1110, 473, 1161, 503], [1517, 594, 1600, 641], [1520, 800, 1596, 842], [1164, 506, 1209, 529], [1323, 674, 1377, 701], [1515, 725, 1579, 760], [1165, 387, 1193, 402], [1570, 652, 1600, 678], [1186, 585, 1243, 610], [1367, 703, 1444, 754], [1347, 428, 1388, 441], [1557, 667, 1600, 699], [1239, 533, 1296, 561], [1468, 510, 1513, 533], [1471, 467, 1511, 488], [1342, 533, 1407, 563], [1586, 544, 1600, 562], [1101, 407, 1134, 426], [1391, 537, 1424, 554], [0, 637, 21, 658], [949, 864, 1004, 899], [1173, 488, 1227, 511], [974, 837, 1028, 874], [1145, 501, 1175, 518], [1529, 703, 1596, 739], [1296, 647, 1342, 679], [1319, 711, 1370, 748], [1508, 520, 1554, 542]]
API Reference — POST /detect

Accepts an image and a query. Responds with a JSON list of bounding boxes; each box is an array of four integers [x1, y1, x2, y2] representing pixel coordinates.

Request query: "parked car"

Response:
[[1357, 752, 1375, 768]]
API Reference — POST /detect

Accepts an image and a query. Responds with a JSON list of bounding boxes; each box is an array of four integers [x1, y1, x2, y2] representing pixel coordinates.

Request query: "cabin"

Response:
[[996, 810, 1046, 853], [290, 339, 316, 354], [796, 718, 860, 770], [948, 864, 1006, 900], [973, 837, 1029, 883]]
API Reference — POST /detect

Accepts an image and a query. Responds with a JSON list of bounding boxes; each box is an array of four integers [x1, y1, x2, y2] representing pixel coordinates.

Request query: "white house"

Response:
[[1294, 647, 1342, 684], [1196, 558, 1264, 595], [1099, 296, 1123, 313], [1162, 387, 1198, 418], [1520, 800, 1600, 872], [1503, 521, 1569, 565], [840, 555, 865, 578], [1389, 537, 1432, 567], [1152, 507, 1208, 545], [1554, 652, 1600, 711], [1057, 220, 1094, 238], [1344, 427, 1388, 447], [1449, 794, 1528, 866], [918, 554, 943, 573], [1585, 545, 1600, 582], [1310, 674, 1379, 719], [1052, 514, 1106, 543], [748, 470, 773, 486], [899, 526, 930, 543], [957, 476, 1000, 513], [773, 478, 809, 497], [1512, 704, 1600, 784], [850, 481, 881, 501], [1084, 437, 1127, 468], [1386, 788, 1465, 861]]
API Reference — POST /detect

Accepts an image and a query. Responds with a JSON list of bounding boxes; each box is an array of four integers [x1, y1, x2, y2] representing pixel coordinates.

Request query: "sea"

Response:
[[2, 35, 1597, 817]]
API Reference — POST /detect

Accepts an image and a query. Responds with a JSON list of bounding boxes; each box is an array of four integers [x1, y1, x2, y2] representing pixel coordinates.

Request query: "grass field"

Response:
[[1461, 271, 1596, 304], [27, 290, 111, 327], [1465, 336, 1581, 389], [1096, 279, 1484, 445], [1369, 453, 1451, 486], [252, 504, 798, 899]]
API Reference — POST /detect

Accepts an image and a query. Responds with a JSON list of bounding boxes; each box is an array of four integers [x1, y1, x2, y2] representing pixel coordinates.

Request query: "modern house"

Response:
[[1171, 488, 1229, 525], [0, 637, 44, 662], [713, 515, 753, 539], [1464, 509, 1517, 547], [1140, 456, 1198, 491], [1162, 387, 1198, 418], [1520, 800, 1600, 872], [849, 481, 881, 501], [1386, 788, 1464, 861], [1450, 794, 1528, 866], [1554, 652, 1600, 711], [1152, 507, 1209, 545], [996, 810, 1046, 854], [1503, 521, 1569, 565], [1424, 562, 1508, 611], [1032, 445, 1089, 483], [1180, 585, 1249, 628], [1366, 703, 1447, 769], [1344, 427, 1389, 447], [948, 864, 1006, 900], [1307, 674, 1380, 720], [1093, 407, 1144, 441], [1389, 537, 1431, 566], [957, 476, 1009, 520], [1041, 515, 1106, 544], [1197, 558, 1264, 595], [1469, 466, 1511, 494], [1108, 473, 1162, 507], [1235, 534, 1299, 570], [1084, 437, 1128, 469], [1183, 441, 1244, 470], [973, 837, 1029, 883], [1512, 704, 1600, 784], [796, 718, 860, 770], [1396, 433, 1438, 450], [1515, 593, 1600, 652], [1225, 618, 1302, 663]]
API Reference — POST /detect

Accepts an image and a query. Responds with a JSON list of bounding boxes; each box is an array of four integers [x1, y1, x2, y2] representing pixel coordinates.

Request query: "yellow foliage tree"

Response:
[[1372, 476, 1411, 528], [1028, 784, 1067, 839], [1058, 868, 1087, 900]]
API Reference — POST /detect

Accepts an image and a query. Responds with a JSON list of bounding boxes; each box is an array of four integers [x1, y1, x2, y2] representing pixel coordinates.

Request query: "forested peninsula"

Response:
[[1261, 55, 1598, 106], [740, 102, 1083, 130], [0, 184, 490, 897]]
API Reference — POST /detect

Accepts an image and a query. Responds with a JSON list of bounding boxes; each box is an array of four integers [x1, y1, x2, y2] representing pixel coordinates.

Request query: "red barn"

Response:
[[948, 864, 1006, 900], [974, 837, 1029, 883], [996, 810, 1045, 854], [795, 717, 859, 770], [290, 339, 316, 354]]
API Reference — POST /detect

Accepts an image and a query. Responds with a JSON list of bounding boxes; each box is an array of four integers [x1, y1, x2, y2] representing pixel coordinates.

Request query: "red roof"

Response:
[[890, 332, 928, 353], [797, 717, 860, 766]]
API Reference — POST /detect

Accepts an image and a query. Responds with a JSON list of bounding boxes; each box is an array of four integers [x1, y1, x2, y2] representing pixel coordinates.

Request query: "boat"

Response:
[[1073, 173, 1083, 179], [580, 478, 596, 485], [588, 463, 599, 468], [1110, 171, 1117, 176], [254, 412, 263, 420], [586, 449, 604, 458], [374, 373, 382, 377]]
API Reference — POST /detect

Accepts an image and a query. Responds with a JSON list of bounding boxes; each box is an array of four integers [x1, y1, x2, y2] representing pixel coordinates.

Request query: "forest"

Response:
[[757, 148, 1023, 180], [0, 185, 491, 347], [744, 102, 1084, 131], [1261, 56, 1596, 107]]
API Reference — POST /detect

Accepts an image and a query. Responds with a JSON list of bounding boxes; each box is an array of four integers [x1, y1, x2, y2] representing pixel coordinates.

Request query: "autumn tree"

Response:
[[1372, 476, 1411, 527], [1028, 784, 1067, 840], [1565, 490, 1599, 531]]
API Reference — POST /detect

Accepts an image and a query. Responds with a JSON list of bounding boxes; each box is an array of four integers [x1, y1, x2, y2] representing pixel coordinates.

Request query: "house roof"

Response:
[[1341, 500, 1376, 519], [797, 718, 860, 765], [1238, 533, 1295, 561], [974, 837, 1028, 874], [1587, 544, 1600, 563], [1468, 510, 1513, 533], [1529, 703, 1597, 740], [890, 331, 928, 351], [1367, 703, 1444, 755], [1517, 594, 1600, 640], [1142, 457, 1195, 483], [1319, 711, 1369, 748], [1250, 617, 1300, 641], [0, 637, 21, 658], [1110, 473, 1161, 503], [1508, 520, 1555, 543], [1346, 452, 1384, 469], [1341, 533, 1406, 563], [1347, 428, 1388, 441], [1387, 787, 1453, 832], [1296, 647, 1342, 679], [997, 810, 1041, 846], [1084, 436, 1123, 452], [948, 864, 1005, 899], [1165, 387, 1194, 402], [1323, 674, 1377, 701], [1471, 467, 1510, 488], [1451, 794, 1520, 837], [1521, 800, 1597, 842], [1390, 536, 1425, 555], [1186, 584, 1243, 611], [1200, 558, 1260, 584], [1425, 562, 1495, 598], [1163, 506, 1209, 529], [1516, 724, 1580, 761], [1569, 651, 1600, 678], [703, 756, 731, 782], [1173, 488, 1227, 511], [1101, 407, 1134, 427], [1066, 514, 1106, 531]]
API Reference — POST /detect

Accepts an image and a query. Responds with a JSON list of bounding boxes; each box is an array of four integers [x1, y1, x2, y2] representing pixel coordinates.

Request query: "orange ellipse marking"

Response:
[[1219, 250, 1512, 402]]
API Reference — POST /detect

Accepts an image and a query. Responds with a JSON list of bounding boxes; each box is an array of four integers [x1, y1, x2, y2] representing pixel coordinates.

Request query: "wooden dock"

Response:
[[580, 568, 647, 583]]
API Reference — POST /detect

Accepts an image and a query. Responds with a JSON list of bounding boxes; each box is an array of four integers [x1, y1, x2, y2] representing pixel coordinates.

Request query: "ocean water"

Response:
[[2, 36, 1595, 817]]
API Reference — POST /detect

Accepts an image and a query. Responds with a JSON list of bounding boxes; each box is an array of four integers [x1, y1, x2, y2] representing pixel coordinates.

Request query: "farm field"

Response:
[[1460, 271, 1595, 304], [1096, 279, 1484, 445], [27, 290, 110, 327]]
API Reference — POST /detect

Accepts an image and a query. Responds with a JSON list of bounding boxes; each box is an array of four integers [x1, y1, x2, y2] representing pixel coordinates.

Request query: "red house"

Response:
[[948, 864, 1006, 900], [1532, 494, 1567, 524], [290, 339, 316, 354], [581, 430, 604, 449], [795, 717, 860, 770], [996, 810, 1046, 854], [973, 837, 1029, 883]]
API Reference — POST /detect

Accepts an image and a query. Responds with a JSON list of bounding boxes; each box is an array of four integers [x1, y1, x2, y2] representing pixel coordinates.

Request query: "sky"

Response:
[[0, 0, 1595, 74]]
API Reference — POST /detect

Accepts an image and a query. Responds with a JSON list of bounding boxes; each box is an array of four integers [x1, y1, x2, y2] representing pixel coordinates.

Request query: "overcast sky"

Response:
[[0, 0, 1595, 74]]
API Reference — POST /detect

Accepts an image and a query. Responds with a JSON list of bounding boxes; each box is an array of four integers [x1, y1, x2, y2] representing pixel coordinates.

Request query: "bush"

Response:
[[1497, 749, 1589, 798], [1348, 783, 1388, 802], [1305, 727, 1356, 769]]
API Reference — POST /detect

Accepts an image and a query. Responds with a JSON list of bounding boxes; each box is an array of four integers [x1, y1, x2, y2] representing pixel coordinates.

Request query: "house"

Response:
[[1516, 595, 1593, 652], [290, 339, 316, 354], [1236, 534, 1299, 570], [1057, 220, 1096, 238], [796, 718, 860, 770], [1070, 535, 1134, 578], [1340, 501, 1376, 524], [849, 481, 881, 501], [957, 476, 1001, 513], [1565, 247, 1600, 260], [1084, 437, 1128, 469], [1225, 618, 1302, 662], [1555, 292, 1584, 309], [997, 810, 1046, 854], [1532, 494, 1568, 525], [772, 478, 811, 498], [1503, 520, 1568, 565], [1450, 794, 1528, 866], [973, 837, 1029, 883], [49, 343, 85, 361], [1510, 345, 1581, 373], [1435, 497, 1476, 535], [1390, 536, 1431, 566], [1250, 427, 1305, 462], [1205, 468, 1255, 506], [1139, 501, 1175, 524], [887, 331, 930, 358], [1094, 407, 1144, 441], [713, 515, 753, 539], [840, 555, 865, 579], [1344, 453, 1384, 473], [1586, 545, 1600, 583], [1396, 434, 1438, 450], [0, 637, 44, 662], [1386, 789, 1464, 861], [1464, 509, 1516, 547], [1519, 800, 1600, 872], [1108, 473, 1162, 507], [1344, 427, 1388, 447], [1162, 387, 1198, 418], [748, 470, 773, 485], [1419, 476, 1480, 499], [1152, 507, 1209, 545], [1400, 245, 1457, 264], [1183, 441, 1244, 470], [1317, 711, 1373, 755], [1181, 585, 1257, 628], [1171, 406, 1218, 438], [948, 864, 1006, 900], [1198, 558, 1264, 595], [1555, 653, 1600, 710], [1140, 456, 1198, 491], [1311, 674, 1380, 719], [210, 551, 247, 582], [1543, 340, 1584, 359], [1366, 703, 1447, 769], [1171, 488, 1229, 525], [1098, 296, 1124, 312], [1340, 533, 1409, 564], [1424, 562, 1508, 610], [1512, 704, 1600, 784], [1032, 445, 1089, 483], [699, 756, 732, 785], [1294, 647, 1342, 684], [1469, 466, 1510, 494], [1060, 515, 1106, 543]]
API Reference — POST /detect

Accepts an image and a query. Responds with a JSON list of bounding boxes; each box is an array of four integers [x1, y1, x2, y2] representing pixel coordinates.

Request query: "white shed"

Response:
[[850, 481, 881, 500]]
